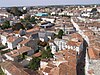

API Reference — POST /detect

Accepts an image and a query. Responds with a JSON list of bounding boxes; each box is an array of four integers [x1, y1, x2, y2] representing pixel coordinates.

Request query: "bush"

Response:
[[1, 21, 11, 29], [28, 57, 40, 70], [12, 23, 25, 31], [41, 46, 53, 59], [57, 29, 64, 39], [6, 7, 27, 16]]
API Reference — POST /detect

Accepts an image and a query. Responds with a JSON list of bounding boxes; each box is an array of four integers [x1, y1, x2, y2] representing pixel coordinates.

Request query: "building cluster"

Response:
[[0, 5, 100, 75], [72, 14, 100, 75]]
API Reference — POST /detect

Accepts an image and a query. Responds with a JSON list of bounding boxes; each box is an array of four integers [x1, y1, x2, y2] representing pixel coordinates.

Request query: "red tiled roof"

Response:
[[49, 67, 59, 75], [88, 47, 97, 59], [19, 39, 30, 44], [26, 26, 40, 33], [6, 46, 32, 57], [0, 61, 29, 75], [43, 67, 53, 73], [59, 62, 76, 75], [58, 62, 68, 75], [67, 41, 77, 46], [17, 46, 31, 54], [33, 52, 41, 57], [6, 50, 19, 57]]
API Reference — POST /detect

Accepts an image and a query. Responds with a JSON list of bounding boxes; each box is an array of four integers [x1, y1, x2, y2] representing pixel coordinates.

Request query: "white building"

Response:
[[41, 18, 55, 23], [1, 32, 9, 46], [66, 41, 83, 55], [54, 38, 66, 51], [49, 41, 57, 54], [7, 36, 23, 49], [4, 46, 34, 61]]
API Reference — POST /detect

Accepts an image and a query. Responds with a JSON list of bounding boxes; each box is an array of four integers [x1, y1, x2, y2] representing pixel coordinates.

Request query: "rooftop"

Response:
[[0, 61, 29, 75]]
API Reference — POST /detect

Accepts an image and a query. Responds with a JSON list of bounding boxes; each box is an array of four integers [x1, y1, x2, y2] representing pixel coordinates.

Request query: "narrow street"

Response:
[[71, 17, 89, 75], [77, 40, 88, 75]]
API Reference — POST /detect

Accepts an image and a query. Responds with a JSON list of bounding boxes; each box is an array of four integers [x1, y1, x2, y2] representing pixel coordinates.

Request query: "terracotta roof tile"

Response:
[[33, 52, 41, 57], [49, 67, 59, 75], [43, 67, 53, 73], [88, 47, 97, 59], [0, 61, 29, 75], [17, 46, 32, 54], [26, 26, 40, 33], [19, 39, 30, 44], [67, 41, 77, 46], [6, 50, 19, 57], [58, 62, 68, 75]]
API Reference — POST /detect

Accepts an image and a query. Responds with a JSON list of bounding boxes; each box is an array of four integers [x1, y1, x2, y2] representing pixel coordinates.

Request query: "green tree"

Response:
[[11, 7, 22, 16], [41, 46, 53, 59], [20, 18, 25, 23], [12, 23, 25, 31], [58, 29, 64, 39], [41, 50, 48, 58], [6, 7, 27, 16], [24, 14, 31, 21], [24, 15, 37, 24], [1, 20, 11, 29], [91, 8, 98, 13], [46, 45, 51, 52], [30, 16, 37, 24], [6, 8, 11, 13], [24, 22, 33, 30], [22, 52, 27, 59], [28, 57, 40, 70]]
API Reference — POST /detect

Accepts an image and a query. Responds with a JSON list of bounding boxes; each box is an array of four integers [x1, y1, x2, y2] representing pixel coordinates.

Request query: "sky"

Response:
[[0, 0, 100, 7]]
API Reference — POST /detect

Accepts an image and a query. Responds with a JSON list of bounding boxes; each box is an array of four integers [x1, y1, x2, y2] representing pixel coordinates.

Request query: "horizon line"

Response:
[[1, 3, 100, 8]]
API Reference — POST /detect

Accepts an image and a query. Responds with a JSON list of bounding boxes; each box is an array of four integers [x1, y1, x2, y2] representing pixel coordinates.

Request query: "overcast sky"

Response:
[[0, 0, 100, 7]]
